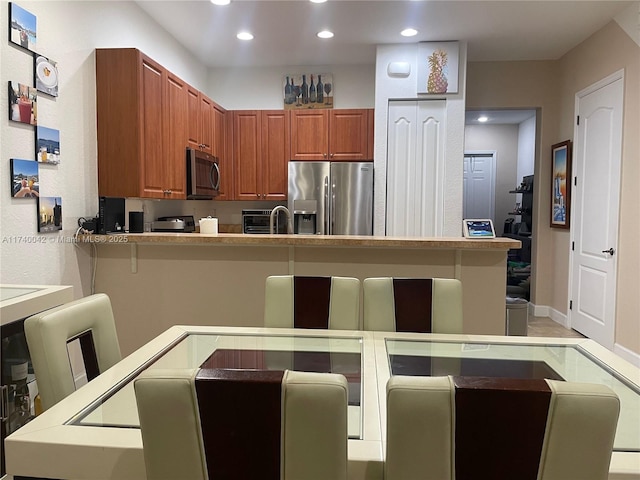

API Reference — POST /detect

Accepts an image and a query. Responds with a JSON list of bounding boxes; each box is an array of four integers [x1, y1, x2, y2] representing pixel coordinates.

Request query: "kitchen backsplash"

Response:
[[125, 199, 286, 231]]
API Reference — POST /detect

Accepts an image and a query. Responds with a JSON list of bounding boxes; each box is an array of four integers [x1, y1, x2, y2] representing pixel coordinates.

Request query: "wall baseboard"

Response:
[[529, 304, 640, 366], [613, 343, 640, 368], [528, 303, 569, 327]]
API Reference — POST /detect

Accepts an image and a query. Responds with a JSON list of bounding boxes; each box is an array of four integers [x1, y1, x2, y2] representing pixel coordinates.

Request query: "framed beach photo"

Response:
[[417, 41, 459, 94], [10, 158, 39, 198], [9, 3, 36, 52], [9, 81, 37, 125], [35, 55, 59, 97], [36, 126, 60, 164], [37, 196, 63, 233], [550, 140, 572, 229]]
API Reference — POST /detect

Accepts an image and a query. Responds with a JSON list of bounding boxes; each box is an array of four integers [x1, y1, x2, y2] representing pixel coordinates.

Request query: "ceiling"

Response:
[[135, 0, 633, 68], [465, 109, 536, 125]]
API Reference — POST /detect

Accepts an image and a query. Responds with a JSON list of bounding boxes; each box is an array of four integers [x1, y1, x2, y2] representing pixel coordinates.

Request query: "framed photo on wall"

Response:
[[417, 41, 459, 94], [37, 196, 62, 232], [9, 3, 37, 52], [550, 140, 572, 229]]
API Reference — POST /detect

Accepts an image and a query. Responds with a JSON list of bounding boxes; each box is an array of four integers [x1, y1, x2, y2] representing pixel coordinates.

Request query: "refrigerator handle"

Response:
[[324, 176, 329, 235], [331, 180, 336, 235]]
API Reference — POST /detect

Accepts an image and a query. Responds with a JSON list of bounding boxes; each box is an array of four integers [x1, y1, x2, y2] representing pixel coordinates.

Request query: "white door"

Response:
[[386, 100, 446, 236], [463, 153, 496, 220], [570, 72, 623, 349]]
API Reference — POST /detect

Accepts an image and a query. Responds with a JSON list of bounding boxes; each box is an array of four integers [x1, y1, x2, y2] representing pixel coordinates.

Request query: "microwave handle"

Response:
[[210, 162, 221, 191]]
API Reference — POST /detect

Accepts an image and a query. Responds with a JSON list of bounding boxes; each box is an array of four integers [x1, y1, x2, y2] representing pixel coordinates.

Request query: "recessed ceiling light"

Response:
[[210, 0, 230, 5], [401, 28, 418, 37], [477, 116, 489, 123], [237, 31, 254, 41], [317, 30, 334, 39], [310, 0, 327, 3]]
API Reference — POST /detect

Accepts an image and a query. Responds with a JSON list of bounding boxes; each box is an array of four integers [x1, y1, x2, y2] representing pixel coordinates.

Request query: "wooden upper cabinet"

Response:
[[187, 85, 201, 152], [188, 87, 214, 155], [261, 110, 289, 200], [232, 110, 288, 200], [200, 94, 214, 155], [163, 72, 187, 197], [233, 111, 262, 201], [213, 102, 233, 200], [96, 48, 186, 199], [290, 109, 373, 161], [290, 110, 329, 161]]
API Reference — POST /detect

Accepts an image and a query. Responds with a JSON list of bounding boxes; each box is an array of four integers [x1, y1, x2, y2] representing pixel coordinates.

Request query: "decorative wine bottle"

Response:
[[284, 76, 293, 104], [309, 75, 316, 103], [317, 75, 324, 104], [301, 75, 309, 104]]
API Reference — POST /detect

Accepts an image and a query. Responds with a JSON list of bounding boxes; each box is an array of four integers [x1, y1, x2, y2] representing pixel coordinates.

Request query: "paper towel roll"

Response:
[[199, 217, 218, 234]]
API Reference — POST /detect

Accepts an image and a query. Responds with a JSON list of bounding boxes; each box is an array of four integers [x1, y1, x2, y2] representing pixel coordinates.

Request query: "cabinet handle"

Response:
[[330, 153, 334, 158], [256, 194, 260, 199], [323, 153, 327, 158]]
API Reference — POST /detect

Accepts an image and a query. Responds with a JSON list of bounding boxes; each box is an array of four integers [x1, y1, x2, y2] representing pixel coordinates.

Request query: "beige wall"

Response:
[[558, 21, 640, 355], [467, 21, 639, 356], [466, 60, 560, 310]]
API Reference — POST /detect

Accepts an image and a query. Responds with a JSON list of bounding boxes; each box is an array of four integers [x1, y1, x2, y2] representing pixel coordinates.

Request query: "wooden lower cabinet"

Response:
[[233, 110, 288, 201]]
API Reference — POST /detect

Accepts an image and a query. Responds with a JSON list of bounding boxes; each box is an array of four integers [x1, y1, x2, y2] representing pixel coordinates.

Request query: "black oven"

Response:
[[243, 209, 287, 234], [186, 148, 220, 200]]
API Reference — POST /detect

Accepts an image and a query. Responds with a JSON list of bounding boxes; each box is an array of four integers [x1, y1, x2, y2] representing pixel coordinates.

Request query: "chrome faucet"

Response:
[[270, 206, 293, 234]]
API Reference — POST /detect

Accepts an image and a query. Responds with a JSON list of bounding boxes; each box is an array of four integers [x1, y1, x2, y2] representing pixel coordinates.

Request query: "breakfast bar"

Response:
[[84, 233, 520, 354]]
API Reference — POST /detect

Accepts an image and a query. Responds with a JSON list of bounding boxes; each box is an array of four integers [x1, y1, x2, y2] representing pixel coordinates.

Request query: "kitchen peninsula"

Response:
[[88, 234, 519, 355]]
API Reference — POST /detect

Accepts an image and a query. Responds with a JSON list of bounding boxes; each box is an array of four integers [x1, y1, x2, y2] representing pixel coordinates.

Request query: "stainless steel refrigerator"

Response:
[[288, 161, 373, 235]]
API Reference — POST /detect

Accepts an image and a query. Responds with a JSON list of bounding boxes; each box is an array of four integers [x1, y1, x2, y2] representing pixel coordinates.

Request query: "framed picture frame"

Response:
[[35, 55, 59, 97], [9, 81, 37, 125], [10, 158, 39, 198], [37, 196, 62, 233], [36, 126, 60, 164], [417, 41, 459, 94], [551, 140, 572, 229], [283, 73, 333, 110], [9, 3, 37, 53]]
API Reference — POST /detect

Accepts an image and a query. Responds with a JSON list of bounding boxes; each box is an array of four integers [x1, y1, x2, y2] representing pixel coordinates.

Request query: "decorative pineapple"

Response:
[[427, 49, 449, 93]]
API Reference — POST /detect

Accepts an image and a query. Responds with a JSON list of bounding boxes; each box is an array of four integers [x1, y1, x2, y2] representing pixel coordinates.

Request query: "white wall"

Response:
[[208, 65, 375, 110], [373, 43, 467, 236], [0, 1, 207, 295], [517, 115, 536, 180]]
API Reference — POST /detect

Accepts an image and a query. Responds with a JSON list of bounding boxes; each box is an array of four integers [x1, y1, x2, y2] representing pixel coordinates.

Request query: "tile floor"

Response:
[[527, 316, 584, 338]]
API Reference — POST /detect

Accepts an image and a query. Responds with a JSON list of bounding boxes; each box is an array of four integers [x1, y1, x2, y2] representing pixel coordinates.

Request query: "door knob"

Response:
[[601, 248, 615, 256]]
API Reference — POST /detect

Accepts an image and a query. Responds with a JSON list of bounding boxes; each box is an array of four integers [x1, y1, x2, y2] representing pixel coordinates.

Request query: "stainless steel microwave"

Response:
[[186, 148, 220, 200]]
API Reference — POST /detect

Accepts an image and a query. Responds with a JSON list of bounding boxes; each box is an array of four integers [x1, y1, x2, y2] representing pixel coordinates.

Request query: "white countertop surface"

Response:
[[0, 284, 74, 326]]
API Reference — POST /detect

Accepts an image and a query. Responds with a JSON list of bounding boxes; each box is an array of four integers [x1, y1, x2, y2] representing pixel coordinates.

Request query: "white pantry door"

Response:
[[386, 100, 446, 236], [570, 73, 623, 349]]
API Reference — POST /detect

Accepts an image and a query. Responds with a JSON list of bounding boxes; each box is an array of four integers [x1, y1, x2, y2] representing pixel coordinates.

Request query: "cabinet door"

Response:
[[329, 109, 369, 161], [200, 94, 214, 155], [187, 85, 200, 152], [213, 103, 232, 200], [164, 72, 187, 199], [233, 111, 262, 200], [261, 110, 289, 200], [290, 110, 328, 161], [140, 55, 166, 198], [367, 108, 375, 160]]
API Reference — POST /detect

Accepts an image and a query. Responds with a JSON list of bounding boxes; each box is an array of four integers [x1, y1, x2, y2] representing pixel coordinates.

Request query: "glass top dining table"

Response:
[[384, 338, 640, 452], [68, 331, 366, 439], [5, 326, 640, 480]]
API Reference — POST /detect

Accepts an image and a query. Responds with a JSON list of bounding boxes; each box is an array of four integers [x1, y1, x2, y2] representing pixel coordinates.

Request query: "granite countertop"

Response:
[[81, 232, 521, 250]]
